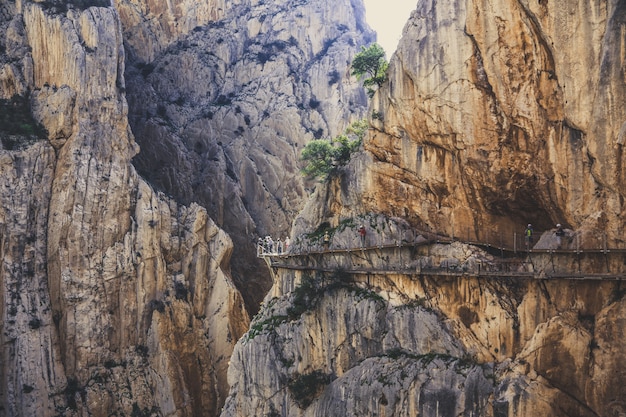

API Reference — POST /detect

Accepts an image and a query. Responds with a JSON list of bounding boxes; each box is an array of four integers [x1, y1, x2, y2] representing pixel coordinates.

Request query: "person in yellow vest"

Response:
[[524, 224, 533, 249]]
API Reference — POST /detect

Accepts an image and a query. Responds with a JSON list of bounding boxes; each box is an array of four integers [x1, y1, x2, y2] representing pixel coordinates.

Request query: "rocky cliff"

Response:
[[223, 233, 626, 417], [120, 0, 373, 311], [0, 2, 248, 416], [363, 0, 626, 243], [4, 0, 625, 415], [224, 0, 626, 416], [294, 0, 626, 246], [0, 0, 375, 414]]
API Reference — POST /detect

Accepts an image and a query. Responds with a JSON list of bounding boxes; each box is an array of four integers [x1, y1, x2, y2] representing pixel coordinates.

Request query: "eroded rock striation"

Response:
[[363, 0, 626, 243], [4, 0, 626, 415], [225, 0, 626, 416], [120, 0, 374, 311], [223, 234, 626, 417], [294, 0, 626, 247], [0, 2, 247, 416]]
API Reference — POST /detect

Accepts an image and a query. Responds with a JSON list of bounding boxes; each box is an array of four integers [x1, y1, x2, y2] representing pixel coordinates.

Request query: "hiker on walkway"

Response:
[[265, 236, 274, 254], [323, 231, 330, 250], [555, 224, 564, 237], [555, 223, 565, 249], [358, 225, 366, 248], [276, 238, 283, 254], [524, 224, 533, 249], [257, 237, 264, 255], [284, 236, 290, 253]]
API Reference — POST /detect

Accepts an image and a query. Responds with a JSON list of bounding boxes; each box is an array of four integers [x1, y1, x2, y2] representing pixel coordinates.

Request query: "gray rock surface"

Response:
[[223, 245, 626, 416], [121, 0, 374, 311], [0, 2, 248, 416]]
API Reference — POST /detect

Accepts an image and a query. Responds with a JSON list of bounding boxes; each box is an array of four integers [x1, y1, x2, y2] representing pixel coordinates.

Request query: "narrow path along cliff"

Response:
[[222, 220, 626, 417], [3, 0, 626, 416]]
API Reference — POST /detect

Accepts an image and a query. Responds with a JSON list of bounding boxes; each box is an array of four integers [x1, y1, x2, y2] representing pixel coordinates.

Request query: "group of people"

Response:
[[257, 224, 369, 256], [260, 223, 569, 256], [258, 235, 290, 255]]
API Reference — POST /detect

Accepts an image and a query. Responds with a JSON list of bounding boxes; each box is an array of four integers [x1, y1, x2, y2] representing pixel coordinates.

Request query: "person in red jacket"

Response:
[[358, 225, 366, 248]]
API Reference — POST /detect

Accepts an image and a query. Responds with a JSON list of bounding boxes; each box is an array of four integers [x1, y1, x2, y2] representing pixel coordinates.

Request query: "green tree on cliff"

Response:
[[350, 43, 388, 97], [300, 119, 368, 181]]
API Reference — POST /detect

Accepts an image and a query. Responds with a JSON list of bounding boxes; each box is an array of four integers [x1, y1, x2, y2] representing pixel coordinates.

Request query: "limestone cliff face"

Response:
[[222, 238, 626, 417], [120, 0, 373, 310], [0, 2, 247, 416], [292, 0, 626, 258], [230, 1, 626, 416], [351, 0, 626, 245], [115, 0, 226, 62]]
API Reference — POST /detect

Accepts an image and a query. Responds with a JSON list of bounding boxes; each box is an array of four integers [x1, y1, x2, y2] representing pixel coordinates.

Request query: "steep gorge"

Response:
[[120, 0, 373, 312], [2, 0, 626, 416], [227, 0, 626, 416], [0, 0, 374, 415]]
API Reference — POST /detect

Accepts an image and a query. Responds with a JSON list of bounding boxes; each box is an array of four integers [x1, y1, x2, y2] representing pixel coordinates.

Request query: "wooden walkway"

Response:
[[263, 262, 626, 281], [259, 238, 626, 281]]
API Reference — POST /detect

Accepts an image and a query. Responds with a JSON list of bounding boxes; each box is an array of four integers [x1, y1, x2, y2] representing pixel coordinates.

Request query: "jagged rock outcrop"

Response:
[[222, 235, 626, 416], [120, 0, 373, 311], [115, 0, 226, 63], [0, 2, 247, 416]]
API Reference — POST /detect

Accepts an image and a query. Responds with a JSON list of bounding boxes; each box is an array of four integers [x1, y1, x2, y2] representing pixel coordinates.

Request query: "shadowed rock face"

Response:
[[0, 0, 375, 414], [120, 0, 373, 312]]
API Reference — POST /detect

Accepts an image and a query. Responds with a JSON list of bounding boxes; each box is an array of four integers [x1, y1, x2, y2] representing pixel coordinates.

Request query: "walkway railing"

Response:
[[259, 236, 626, 257], [258, 230, 626, 281]]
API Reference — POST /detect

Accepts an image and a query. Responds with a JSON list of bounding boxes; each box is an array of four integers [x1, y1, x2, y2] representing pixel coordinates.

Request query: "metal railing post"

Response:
[[576, 233, 581, 273]]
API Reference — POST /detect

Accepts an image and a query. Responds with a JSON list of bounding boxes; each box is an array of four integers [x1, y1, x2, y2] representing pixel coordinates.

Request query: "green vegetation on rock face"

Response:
[[288, 370, 332, 408], [350, 43, 388, 97], [0, 95, 47, 149], [300, 119, 367, 181]]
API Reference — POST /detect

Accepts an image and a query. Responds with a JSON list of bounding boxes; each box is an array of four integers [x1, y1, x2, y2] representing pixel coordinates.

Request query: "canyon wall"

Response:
[[365, 0, 626, 242], [295, 0, 626, 248], [223, 237, 626, 417], [119, 0, 373, 311], [0, 2, 247, 416], [0, 0, 374, 414], [3, 0, 625, 415], [227, 0, 626, 416]]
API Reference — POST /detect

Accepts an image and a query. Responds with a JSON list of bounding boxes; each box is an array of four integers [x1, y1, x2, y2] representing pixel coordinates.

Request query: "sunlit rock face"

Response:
[[222, 242, 626, 417], [0, 2, 247, 416], [260, 0, 626, 416], [121, 0, 374, 311], [359, 0, 626, 245], [222, 236, 626, 417]]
